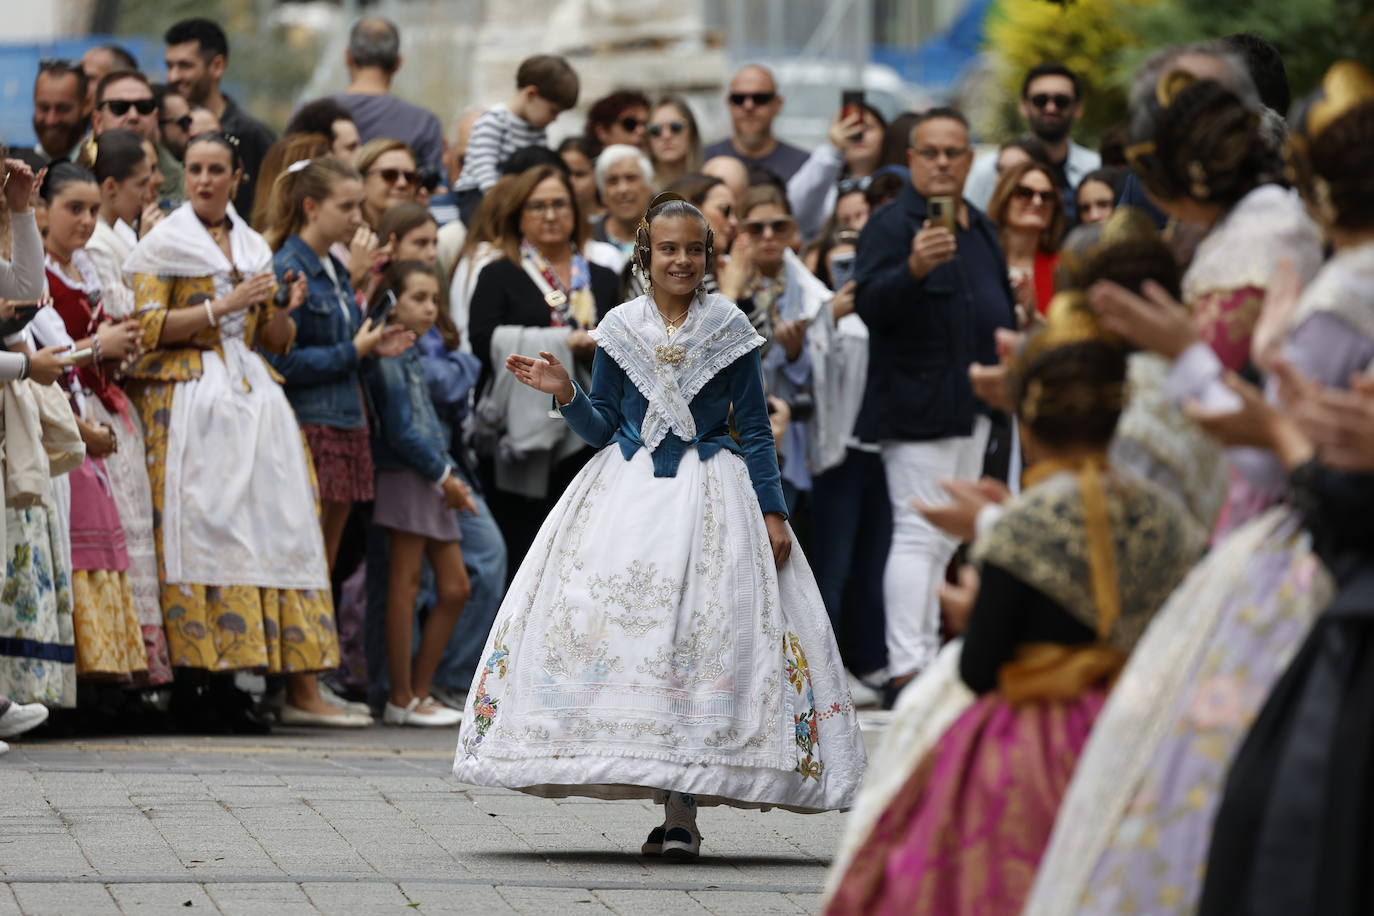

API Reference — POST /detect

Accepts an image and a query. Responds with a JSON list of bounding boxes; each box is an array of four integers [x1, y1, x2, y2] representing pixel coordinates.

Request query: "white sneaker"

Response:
[[847, 673, 883, 710], [318, 682, 372, 717], [383, 698, 461, 727], [0, 701, 49, 738]]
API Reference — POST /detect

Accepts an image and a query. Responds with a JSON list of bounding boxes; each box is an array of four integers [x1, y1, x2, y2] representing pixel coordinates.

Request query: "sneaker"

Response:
[[382, 698, 461, 727], [318, 682, 372, 717], [641, 826, 666, 857], [661, 826, 701, 860], [0, 739, 8, 754], [847, 673, 883, 710], [0, 701, 50, 738], [429, 685, 468, 712]]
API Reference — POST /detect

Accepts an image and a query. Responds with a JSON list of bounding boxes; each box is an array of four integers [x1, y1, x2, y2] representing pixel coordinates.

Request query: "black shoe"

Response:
[[641, 826, 666, 856]]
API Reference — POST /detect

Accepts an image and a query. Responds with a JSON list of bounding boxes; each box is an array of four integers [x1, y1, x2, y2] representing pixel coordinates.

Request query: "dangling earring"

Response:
[[1187, 161, 1210, 200]]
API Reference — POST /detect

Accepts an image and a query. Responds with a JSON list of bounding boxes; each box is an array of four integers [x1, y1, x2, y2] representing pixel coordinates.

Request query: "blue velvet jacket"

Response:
[[557, 346, 788, 517]]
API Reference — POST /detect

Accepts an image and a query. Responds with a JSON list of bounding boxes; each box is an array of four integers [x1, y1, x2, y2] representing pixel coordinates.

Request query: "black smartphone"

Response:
[[0, 301, 42, 337], [841, 89, 866, 141], [273, 269, 295, 308], [367, 289, 397, 327]]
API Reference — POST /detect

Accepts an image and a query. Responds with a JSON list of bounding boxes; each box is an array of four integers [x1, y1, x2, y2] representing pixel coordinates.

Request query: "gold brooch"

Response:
[[655, 343, 686, 367]]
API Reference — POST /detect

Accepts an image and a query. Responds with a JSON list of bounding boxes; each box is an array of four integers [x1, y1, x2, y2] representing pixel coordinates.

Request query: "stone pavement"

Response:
[[0, 715, 890, 915]]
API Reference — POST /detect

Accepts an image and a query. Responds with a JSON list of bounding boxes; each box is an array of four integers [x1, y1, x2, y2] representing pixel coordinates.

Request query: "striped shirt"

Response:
[[455, 104, 546, 193]]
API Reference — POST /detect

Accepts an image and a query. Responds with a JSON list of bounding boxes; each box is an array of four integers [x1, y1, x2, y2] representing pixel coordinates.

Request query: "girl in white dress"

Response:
[[453, 194, 865, 859]]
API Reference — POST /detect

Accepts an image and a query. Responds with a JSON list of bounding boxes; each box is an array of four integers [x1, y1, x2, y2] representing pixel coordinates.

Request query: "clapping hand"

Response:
[[1089, 279, 1197, 359], [507, 351, 574, 403], [915, 477, 1012, 542], [3, 160, 41, 212]]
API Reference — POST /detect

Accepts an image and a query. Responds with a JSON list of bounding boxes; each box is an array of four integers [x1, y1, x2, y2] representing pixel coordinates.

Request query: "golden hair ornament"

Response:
[[1155, 69, 1198, 108], [1304, 60, 1374, 143]]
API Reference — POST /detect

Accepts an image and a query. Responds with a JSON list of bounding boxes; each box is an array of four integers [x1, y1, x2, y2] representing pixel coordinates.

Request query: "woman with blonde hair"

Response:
[[249, 133, 332, 230]]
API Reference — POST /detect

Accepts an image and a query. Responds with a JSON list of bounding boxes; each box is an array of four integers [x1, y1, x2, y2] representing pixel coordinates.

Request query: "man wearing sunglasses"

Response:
[[153, 83, 193, 161], [93, 70, 184, 204], [964, 63, 1100, 217], [703, 65, 809, 184], [852, 107, 1016, 706]]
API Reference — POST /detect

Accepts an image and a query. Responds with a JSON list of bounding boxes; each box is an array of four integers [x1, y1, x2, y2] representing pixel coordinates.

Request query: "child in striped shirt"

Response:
[[455, 55, 580, 222]]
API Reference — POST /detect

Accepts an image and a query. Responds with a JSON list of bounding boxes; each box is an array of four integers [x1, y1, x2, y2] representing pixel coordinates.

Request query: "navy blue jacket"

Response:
[[853, 182, 1016, 442], [265, 235, 366, 430], [558, 346, 788, 517]]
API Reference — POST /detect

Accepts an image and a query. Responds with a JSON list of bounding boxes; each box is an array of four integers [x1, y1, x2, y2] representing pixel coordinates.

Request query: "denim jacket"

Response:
[[263, 235, 366, 429], [364, 346, 455, 483]]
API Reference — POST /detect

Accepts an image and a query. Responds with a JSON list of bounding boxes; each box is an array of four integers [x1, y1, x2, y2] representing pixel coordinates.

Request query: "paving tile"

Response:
[[107, 882, 222, 914], [10, 883, 122, 915]]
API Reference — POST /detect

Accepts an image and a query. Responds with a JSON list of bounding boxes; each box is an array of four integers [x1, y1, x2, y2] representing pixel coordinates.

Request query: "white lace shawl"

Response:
[[589, 292, 764, 452], [123, 202, 272, 282], [1182, 184, 1324, 301], [1290, 241, 1374, 343]]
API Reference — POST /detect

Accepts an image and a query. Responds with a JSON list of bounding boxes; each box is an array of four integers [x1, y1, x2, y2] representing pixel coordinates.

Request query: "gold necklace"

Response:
[[659, 305, 690, 336]]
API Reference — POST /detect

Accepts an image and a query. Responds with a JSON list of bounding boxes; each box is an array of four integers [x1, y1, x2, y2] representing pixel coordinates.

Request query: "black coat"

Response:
[[852, 182, 1015, 442], [467, 256, 621, 382]]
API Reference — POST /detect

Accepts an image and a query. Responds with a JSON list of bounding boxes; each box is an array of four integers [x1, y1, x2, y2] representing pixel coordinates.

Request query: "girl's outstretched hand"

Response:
[[507, 350, 574, 404]]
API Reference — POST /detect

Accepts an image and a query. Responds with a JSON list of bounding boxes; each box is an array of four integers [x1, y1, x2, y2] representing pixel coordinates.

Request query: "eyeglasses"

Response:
[[618, 117, 646, 133], [160, 114, 194, 132], [1029, 93, 1075, 111], [728, 92, 776, 108], [1011, 185, 1055, 205], [742, 217, 794, 237], [99, 98, 157, 117], [368, 167, 418, 186], [911, 146, 970, 162], [647, 121, 686, 138], [525, 199, 572, 216]]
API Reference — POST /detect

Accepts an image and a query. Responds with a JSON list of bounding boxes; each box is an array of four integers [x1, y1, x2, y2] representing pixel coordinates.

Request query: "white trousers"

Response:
[[880, 416, 991, 678]]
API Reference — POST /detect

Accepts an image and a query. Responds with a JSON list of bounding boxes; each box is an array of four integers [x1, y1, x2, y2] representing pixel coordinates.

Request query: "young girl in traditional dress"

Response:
[[453, 194, 865, 859], [363, 261, 477, 727]]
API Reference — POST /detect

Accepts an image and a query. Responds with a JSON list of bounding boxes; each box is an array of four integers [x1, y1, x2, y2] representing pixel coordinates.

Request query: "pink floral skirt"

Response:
[[302, 424, 374, 504]]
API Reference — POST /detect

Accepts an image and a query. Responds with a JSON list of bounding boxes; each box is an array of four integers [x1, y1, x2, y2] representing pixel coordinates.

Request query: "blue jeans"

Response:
[[365, 478, 508, 705], [809, 449, 890, 676]]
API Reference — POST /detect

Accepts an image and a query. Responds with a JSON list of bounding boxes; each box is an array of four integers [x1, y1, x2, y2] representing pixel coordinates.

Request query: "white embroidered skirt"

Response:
[[453, 445, 866, 812]]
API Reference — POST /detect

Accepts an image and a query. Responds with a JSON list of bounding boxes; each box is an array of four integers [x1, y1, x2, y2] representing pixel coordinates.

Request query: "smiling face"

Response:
[[699, 183, 737, 253], [1006, 167, 1057, 233], [519, 175, 576, 253], [103, 156, 153, 226], [184, 141, 240, 223], [1077, 178, 1116, 225], [393, 220, 439, 265], [95, 76, 158, 143], [362, 148, 418, 223], [45, 180, 101, 259], [165, 41, 221, 107], [648, 102, 692, 167], [648, 214, 707, 301], [394, 270, 440, 336], [603, 156, 651, 224], [32, 70, 87, 160], [305, 177, 365, 247]]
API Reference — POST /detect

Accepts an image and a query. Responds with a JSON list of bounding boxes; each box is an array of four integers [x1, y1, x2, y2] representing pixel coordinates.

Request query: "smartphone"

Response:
[[840, 89, 865, 141], [829, 252, 856, 290], [63, 347, 93, 364], [929, 195, 957, 233], [272, 269, 295, 308], [367, 289, 397, 327], [0, 301, 42, 337]]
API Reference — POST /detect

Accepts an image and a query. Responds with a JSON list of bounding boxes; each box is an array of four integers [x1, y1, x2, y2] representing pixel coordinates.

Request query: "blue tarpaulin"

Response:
[[873, 0, 995, 90]]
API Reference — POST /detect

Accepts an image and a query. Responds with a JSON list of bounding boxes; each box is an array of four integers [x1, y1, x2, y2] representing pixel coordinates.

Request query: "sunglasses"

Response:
[[618, 117, 646, 133], [742, 217, 794, 237], [100, 98, 157, 116], [368, 167, 418, 186], [160, 114, 194, 132], [729, 92, 776, 108], [647, 121, 686, 138], [1011, 185, 1055, 205], [1029, 93, 1075, 110]]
